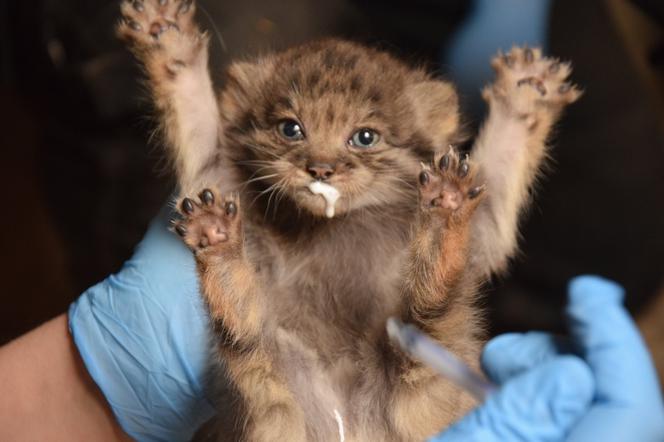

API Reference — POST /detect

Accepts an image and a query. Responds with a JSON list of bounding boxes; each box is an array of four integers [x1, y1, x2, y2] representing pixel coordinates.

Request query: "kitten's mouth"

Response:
[[307, 181, 341, 218]]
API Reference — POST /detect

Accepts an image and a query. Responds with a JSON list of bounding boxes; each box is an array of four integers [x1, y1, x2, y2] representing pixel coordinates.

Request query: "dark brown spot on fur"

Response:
[[350, 75, 362, 93], [236, 110, 258, 134], [213, 319, 255, 355], [340, 54, 358, 71], [367, 87, 383, 103], [322, 48, 337, 69], [367, 109, 386, 120], [274, 95, 291, 111], [400, 132, 435, 161], [326, 105, 335, 124], [307, 70, 321, 89]]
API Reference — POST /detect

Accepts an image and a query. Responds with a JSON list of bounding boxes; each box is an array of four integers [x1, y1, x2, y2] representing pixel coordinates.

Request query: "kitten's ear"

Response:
[[405, 80, 460, 149], [220, 58, 276, 121]]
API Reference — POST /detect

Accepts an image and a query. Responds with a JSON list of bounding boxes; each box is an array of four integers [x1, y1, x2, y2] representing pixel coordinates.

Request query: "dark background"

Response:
[[1, 0, 663, 374]]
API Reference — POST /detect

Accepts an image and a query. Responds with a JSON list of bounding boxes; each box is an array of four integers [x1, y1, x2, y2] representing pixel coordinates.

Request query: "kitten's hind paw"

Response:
[[118, 0, 196, 44], [484, 46, 582, 122], [173, 189, 242, 254], [117, 0, 206, 74], [418, 147, 485, 226]]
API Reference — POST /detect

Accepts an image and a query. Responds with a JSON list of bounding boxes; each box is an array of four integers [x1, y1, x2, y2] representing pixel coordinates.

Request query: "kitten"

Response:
[[118, 0, 580, 440]]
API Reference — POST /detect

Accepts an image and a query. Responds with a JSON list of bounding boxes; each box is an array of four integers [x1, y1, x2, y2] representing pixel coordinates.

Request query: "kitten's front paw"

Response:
[[117, 0, 205, 73], [484, 46, 581, 123], [174, 189, 242, 254], [418, 147, 485, 226]]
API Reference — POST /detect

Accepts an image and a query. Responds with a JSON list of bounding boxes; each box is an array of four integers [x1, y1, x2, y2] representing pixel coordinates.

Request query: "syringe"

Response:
[[386, 317, 496, 402]]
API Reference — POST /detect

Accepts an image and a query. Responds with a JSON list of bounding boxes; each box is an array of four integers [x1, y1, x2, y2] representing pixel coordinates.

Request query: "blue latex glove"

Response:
[[433, 275, 664, 441], [68, 206, 215, 441], [444, 0, 552, 116]]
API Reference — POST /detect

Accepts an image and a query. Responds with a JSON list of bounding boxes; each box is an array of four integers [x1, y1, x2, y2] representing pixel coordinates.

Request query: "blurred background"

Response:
[[1, 0, 663, 380]]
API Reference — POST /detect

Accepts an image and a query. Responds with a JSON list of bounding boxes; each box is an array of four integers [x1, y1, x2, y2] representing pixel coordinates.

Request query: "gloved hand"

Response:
[[433, 275, 664, 442], [68, 206, 215, 442]]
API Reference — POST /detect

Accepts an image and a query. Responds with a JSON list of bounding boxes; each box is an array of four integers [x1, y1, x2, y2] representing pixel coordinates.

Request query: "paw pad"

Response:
[[118, 0, 197, 47], [486, 46, 582, 115], [419, 146, 486, 226], [173, 189, 241, 252], [419, 147, 485, 216]]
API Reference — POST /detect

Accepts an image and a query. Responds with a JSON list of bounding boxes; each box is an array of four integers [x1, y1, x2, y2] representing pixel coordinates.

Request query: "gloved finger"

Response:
[[565, 275, 664, 442], [432, 355, 594, 442], [481, 332, 573, 384], [132, 203, 196, 277], [566, 275, 660, 405]]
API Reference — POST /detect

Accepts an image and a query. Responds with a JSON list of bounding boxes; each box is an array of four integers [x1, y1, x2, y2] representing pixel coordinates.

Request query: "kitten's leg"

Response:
[[403, 148, 485, 329], [386, 149, 485, 439], [118, 0, 221, 193], [470, 47, 581, 275], [174, 190, 306, 441]]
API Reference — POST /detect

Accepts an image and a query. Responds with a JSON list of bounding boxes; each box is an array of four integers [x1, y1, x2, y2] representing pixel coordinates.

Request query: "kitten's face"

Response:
[[221, 40, 461, 219]]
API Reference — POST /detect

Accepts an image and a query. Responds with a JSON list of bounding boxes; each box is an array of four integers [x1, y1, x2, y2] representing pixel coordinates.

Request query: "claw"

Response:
[[200, 189, 215, 206], [419, 171, 430, 186], [458, 160, 469, 178], [182, 198, 195, 214], [559, 83, 571, 94], [524, 48, 534, 63], [226, 201, 237, 217], [175, 224, 187, 237], [178, 1, 191, 14], [132, 1, 144, 12], [128, 20, 142, 32], [439, 154, 450, 171], [549, 61, 560, 74], [468, 184, 486, 200]]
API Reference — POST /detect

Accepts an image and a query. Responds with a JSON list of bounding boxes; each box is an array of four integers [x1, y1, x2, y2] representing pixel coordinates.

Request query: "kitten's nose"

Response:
[[307, 162, 335, 181]]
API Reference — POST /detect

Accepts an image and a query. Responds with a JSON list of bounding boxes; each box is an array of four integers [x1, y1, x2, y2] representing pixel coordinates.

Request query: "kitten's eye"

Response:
[[278, 119, 305, 141], [349, 129, 380, 149]]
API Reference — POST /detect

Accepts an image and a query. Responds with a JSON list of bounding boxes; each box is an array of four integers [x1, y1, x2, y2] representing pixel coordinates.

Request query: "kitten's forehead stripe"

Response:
[[326, 105, 335, 125], [350, 75, 362, 93], [307, 70, 322, 89], [366, 88, 383, 104]]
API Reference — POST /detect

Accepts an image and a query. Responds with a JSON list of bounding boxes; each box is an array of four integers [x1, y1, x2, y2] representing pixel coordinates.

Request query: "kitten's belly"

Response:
[[272, 322, 394, 441], [266, 276, 404, 439]]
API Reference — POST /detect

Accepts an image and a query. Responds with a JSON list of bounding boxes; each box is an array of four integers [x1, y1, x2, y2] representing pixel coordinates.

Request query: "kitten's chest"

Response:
[[246, 218, 410, 333]]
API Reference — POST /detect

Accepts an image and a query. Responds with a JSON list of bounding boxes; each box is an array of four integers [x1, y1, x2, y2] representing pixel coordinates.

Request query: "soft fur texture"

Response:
[[118, 1, 580, 440]]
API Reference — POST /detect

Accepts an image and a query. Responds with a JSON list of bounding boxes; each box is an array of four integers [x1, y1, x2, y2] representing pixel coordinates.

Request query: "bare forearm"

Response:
[[0, 315, 132, 441]]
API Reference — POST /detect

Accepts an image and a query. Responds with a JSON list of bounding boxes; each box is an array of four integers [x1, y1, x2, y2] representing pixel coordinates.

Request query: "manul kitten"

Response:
[[118, 1, 580, 440]]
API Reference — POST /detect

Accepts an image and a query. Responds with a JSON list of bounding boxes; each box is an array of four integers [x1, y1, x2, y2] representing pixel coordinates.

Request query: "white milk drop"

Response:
[[308, 181, 341, 218]]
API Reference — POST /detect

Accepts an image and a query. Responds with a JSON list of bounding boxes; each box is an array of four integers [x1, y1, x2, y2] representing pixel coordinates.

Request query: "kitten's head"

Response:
[[221, 39, 461, 219]]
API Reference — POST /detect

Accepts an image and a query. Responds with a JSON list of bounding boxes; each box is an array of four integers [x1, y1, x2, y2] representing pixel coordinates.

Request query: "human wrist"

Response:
[[0, 315, 132, 441]]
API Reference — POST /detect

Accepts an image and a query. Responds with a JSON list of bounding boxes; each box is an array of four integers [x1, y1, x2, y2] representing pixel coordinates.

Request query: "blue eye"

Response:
[[349, 129, 380, 148], [278, 119, 305, 140]]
